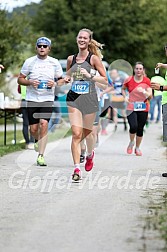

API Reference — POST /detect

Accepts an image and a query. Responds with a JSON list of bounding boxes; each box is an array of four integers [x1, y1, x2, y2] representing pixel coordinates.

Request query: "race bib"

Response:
[[134, 102, 146, 111], [71, 81, 90, 94], [38, 80, 51, 90]]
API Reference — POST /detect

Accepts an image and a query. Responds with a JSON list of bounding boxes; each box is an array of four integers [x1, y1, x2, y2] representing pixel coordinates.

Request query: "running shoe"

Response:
[[80, 154, 85, 163], [72, 168, 81, 181], [135, 148, 142, 156], [85, 151, 94, 172], [37, 155, 47, 166], [34, 142, 39, 152], [127, 141, 134, 154]]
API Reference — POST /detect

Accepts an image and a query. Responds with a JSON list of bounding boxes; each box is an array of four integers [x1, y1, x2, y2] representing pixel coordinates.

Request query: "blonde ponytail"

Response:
[[88, 39, 104, 59], [79, 28, 104, 59]]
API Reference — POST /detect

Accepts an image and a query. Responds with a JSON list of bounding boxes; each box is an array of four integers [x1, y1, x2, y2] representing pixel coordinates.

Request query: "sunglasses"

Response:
[[37, 44, 48, 48]]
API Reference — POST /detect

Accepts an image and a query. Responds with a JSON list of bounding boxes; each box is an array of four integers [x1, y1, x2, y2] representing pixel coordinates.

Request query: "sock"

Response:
[[74, 164, 80, 170], [87, 152, 93, 158], [129, 141, 134, 146]]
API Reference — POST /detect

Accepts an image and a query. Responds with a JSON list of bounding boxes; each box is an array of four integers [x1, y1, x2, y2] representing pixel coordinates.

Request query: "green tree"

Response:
[[0, 8, 37, 87], [31, 0, 167, 76], [0, 10, 32, 69]]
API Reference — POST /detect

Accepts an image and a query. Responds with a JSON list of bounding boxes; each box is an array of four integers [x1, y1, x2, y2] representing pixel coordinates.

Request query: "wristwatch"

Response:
[[160, 86, 164, 91]]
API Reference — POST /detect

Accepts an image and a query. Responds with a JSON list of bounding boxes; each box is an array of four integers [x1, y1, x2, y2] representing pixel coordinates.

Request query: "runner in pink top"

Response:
[[122, 62, 152, 156]]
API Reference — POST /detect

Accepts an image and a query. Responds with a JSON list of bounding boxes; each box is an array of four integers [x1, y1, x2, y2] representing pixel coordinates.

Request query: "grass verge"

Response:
[[0, 126, 71, 157]]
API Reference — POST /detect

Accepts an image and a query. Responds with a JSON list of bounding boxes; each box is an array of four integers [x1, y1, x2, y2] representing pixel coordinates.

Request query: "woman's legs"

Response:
[[127, 111, 148, 155], [83, 113, 96, 172], [127, 111, 138, 141], [92, 124, 98, 147], [68, 104, 96, 179], [80, 139, 86, 163], [127, 111, 137, 154], [83, 113, 96, 155], [68, 106, 83, 165], [136, 112, 148, 149]]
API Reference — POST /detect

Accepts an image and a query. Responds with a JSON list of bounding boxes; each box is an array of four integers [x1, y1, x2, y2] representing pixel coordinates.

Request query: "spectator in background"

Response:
[[99, 70, 112, 135], [151, 47, 167, 142], [99, 89, 111, 135], [19, 85, 34, 149], [101, 69, 127, 131], [150, 73, 164, 123], [151, 45, 167, 177]]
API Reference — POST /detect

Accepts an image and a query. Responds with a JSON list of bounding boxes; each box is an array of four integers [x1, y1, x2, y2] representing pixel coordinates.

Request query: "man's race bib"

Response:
[[71, 81, 90, 94], [134, 102, 146, 111], [38, 80, 51, 90]]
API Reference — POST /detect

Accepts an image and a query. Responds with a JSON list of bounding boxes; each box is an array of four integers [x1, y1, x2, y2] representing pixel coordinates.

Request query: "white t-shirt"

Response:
[[21, 55, 63, 102]]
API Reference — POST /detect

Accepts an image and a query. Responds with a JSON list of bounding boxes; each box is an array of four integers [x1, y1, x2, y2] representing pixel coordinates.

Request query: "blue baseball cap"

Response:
[[36, 37, 51, 47]]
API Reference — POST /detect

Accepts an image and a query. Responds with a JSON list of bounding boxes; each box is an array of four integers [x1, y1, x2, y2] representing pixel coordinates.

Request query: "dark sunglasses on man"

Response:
[[37, 44, 48, 48]]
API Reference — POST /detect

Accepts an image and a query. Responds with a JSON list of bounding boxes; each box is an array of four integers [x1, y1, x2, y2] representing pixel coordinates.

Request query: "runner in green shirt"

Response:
[[151, 44, 167, 177], [150, 75, 164, 122]]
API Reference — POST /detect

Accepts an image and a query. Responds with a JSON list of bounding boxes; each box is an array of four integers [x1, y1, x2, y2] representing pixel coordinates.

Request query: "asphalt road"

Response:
[[0, 122, 167, 252]]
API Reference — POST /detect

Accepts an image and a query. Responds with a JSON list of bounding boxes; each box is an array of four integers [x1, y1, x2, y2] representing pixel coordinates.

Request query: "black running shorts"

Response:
[[27, 101, 53, 125]]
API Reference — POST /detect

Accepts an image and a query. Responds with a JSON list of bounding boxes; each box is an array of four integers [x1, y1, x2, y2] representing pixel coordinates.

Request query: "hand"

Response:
[[80, 68, 91, 78], [124, 96, 129, 103], [47, 80, 55, 88], [64, 76, 71, 84], [30, 79, 40, 88], [151, 82, 160, 90], [156, 63, 163, 69]]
